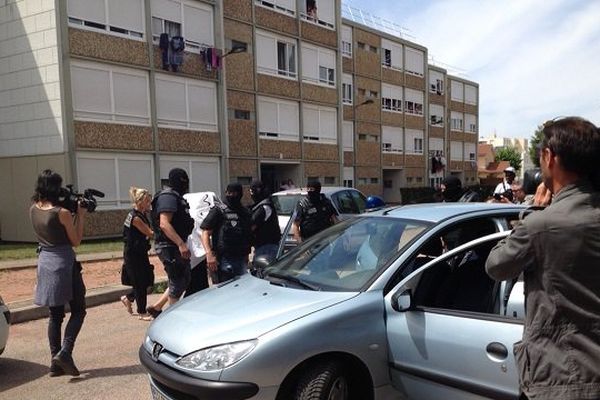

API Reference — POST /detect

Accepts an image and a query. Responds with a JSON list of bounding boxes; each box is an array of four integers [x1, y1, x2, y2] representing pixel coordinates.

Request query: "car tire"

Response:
[[294, 360, 348, 400]]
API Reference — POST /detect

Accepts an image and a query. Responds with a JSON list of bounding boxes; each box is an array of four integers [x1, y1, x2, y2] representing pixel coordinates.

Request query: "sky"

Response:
[[347, 0, 600, 139]]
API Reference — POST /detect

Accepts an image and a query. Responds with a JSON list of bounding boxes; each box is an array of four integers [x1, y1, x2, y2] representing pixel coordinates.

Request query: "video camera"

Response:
[[494, 189, 514, 202], [58, 184, 105, 213], [523, 168, 543, 195]]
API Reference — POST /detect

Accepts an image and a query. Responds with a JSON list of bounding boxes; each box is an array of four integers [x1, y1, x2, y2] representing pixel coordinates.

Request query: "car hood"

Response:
[[147, 274, 357, 356]]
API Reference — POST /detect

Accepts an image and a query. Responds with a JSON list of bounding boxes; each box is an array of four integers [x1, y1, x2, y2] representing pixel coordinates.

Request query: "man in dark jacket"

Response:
[[292, 180, 338, 242], [200, 183, 252, 283], [249, 180, 281, 265], [485, 117, 600, 400], [439, 176, 481, 202]]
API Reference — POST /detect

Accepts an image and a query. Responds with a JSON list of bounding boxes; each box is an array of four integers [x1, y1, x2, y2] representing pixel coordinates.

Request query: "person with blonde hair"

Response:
[[120, 186, 154, 320]]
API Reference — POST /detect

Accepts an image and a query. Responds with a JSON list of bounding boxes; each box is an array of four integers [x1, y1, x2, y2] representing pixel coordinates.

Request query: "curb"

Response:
[[8, 279, 167, 324], [0, 251, 158, 271]]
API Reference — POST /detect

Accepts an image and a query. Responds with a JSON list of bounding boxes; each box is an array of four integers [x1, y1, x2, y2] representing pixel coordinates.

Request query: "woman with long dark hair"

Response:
[[30, 169, 87, 377]]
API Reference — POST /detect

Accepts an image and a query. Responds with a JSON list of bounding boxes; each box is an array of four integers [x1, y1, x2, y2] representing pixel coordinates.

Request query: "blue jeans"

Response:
[[217, 255, 248, 283]]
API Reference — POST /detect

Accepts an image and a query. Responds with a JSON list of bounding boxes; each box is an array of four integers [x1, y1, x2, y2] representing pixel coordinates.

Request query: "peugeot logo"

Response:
[[152, 342, 164, 362]]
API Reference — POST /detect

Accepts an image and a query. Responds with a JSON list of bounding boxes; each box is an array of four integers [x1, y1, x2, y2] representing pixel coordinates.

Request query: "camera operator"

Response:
[[494, 166, 517, 196], [30, 169, 87, 377], [485, 117, 600, 400]]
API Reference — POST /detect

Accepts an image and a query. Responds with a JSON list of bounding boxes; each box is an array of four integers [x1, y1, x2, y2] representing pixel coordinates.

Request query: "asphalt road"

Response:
[[0, 294, 162, 399]]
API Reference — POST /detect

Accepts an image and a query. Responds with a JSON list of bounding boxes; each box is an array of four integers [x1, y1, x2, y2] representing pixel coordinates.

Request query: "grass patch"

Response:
[[0, 238, 123, 261]]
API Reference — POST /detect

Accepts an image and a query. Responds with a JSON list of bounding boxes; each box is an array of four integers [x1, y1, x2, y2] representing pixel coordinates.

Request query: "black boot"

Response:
[[52, 350, 80, 376], [49, 358, 65, 377]]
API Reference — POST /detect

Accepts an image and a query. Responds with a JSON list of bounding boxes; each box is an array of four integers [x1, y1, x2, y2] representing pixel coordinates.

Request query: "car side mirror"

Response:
[[252, 255, 273, 271], [392, 289, 412, 312]]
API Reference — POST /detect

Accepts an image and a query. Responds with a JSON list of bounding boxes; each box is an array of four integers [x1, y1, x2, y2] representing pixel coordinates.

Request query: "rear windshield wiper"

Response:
[[266, 271, 320, 291]]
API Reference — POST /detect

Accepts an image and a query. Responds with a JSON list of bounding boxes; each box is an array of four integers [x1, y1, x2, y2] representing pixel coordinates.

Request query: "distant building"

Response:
[[479, 134, 533, 179]]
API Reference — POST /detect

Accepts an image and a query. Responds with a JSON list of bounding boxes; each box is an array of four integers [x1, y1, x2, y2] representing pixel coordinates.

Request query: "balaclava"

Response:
[[225, 182, 243, 208], [250, 180, 267, 203], [306, 180, 322, 203], [168, 168, 189, 195]]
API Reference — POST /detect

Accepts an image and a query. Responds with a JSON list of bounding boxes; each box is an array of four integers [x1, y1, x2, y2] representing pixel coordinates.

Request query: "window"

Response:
[[405, 129, 424, 154], [342, 121, 354, 151], [359, 134, 378, 142], [301, 0, 335, 29], [257, 96, 299, 141], [382, 126, 403, 153], [76, 152, 154, 209], [155, 73, 218, 131], [465, 85, 478, 105], [370, 177, 379, 184], [357, 42, 365, 50], [231, 109, 251, 120], [465, 114, 477, 133], [229, 40, 248, 53], [341, 25, 352, 57], [451, 111, 464, 132], [382, 83, 402, 113], [451, 80, 464, 102], [324, 176, 336, 185], [302, 104, 337, 144], [465, 143, 476, 161], [404, 88, 424, 116], [343, 167, 354, 188], [71, 61, 150, 125], [237, 176, 253, 185], [254, 0, 296, 16], [256, 30, 297, 78], [381, 39, 403, 70], [405, 47, 424, 76], [342, 74, 353, 105], [302, 43, 335, 86], [450, 141, 463, 161], [160, 155, 221, 194], [429, 104, 444, 126], [68, 0, 145, 39], [369, 45, 378, 54], [429, 137, 444, 158], [429, 70, 444, 95], [151, 0, 214, 51], [343, 179, 353, 188]]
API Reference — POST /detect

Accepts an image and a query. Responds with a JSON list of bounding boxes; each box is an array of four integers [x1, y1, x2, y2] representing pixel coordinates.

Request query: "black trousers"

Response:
[[184, 260, 209, 298], [125, 282, 149, 314], [48, 265, 87, 356]]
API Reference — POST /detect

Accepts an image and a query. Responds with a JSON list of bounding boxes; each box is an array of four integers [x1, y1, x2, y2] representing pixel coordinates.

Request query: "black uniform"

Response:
[[122, 209, 153, 314], [251, 197, 281, 248], [294, 195, 338, 240]]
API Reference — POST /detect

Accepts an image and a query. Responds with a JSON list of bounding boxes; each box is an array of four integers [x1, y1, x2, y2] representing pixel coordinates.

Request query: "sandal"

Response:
[[146, 305, 162, 318], [139, 314, 153, 321], [120, 296, 133, 315]]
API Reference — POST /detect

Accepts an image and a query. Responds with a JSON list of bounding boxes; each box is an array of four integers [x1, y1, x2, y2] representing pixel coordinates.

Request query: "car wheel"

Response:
[[295, 360, 348, 400]]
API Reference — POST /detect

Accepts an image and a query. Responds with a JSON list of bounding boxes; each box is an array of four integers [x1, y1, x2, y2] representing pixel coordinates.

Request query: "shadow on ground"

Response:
[[0, 358, 48, 391], [69, 364, 146, 382]]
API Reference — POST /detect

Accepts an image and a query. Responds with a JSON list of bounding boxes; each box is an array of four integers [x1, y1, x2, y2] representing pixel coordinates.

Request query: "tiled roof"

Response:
[[479, 160, 511, 174]]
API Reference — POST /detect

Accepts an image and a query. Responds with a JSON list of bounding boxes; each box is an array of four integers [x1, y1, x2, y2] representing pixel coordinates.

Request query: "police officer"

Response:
[[292, 180, 338, 242], [249, 180, 281, 266], [200, 183, 252, 282]]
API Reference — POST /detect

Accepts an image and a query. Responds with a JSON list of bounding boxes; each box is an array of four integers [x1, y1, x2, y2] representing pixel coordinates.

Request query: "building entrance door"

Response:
[[383, 169, 404, 204], [260, 163, 301, 193]]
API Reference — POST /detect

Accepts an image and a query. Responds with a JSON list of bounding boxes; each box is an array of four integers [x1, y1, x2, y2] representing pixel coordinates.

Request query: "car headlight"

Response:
[[176, 340, 257, 371]]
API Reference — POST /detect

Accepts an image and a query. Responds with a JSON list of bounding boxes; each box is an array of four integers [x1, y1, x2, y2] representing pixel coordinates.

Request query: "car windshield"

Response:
[[272, 194, 305, 215], [264, 217, 431, 291]]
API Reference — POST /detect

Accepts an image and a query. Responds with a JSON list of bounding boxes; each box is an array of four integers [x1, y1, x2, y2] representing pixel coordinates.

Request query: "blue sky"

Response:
[[346, 0, 600, 139]]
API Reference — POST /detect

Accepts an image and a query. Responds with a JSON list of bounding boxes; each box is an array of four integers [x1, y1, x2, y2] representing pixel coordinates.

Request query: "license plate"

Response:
[[150, 379, 171, 400]]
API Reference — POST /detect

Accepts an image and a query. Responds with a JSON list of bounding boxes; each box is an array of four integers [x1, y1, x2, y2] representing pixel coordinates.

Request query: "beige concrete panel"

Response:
[[356, 142, 380, 166], [152, 46, 218, 80], [255, 7, 298, 36], [464, 133, 478, 143], [356, 76, 381, 92], [381, 68, 403, 86], [224, 0, 252, 22], [224, 18, 253, 43], [225, 53, 254, 90], [405, 74, 425, 90], [356, 122, 380, 135], [343, 105, 354, 120], [429, 126, 445, 138], [405, 115, 425, 130], [85, 209, 128, 238], [158, 128, 221, 153], [343, 151, 354, 166], [430, 93, 445, 105], [300, 22, 337, 48], [259, 139, 301, 159], [356, 183, 382, 196], [450, 100, 465, 112], [449, 131, 462, 141], [304, 161, 339, 178], [342, 57, 353, 73], [229, 158, 258, 178], [355, 92, 381, 122], [382, 153, 403, 167], [257, 74, 300, 98], [449, 161, 462, 171], [463, 160, 478, 174], [355, 28, 380, 48], [69, 28, 149, 67], [303, 143, 338, 161], [74, 121, 153, 151], [227, 90, 255, 110], [464, 104, 478, 115], [356, 165, 379, 177], [405, 154, 425, 168], [301, 83, 337, 104], [229, 120, 257, 157], [381, 111, 403, 127], [355, 49, 381, 79]]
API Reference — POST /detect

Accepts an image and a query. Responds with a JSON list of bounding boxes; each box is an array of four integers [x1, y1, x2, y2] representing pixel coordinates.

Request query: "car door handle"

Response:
[[486, 342, 508, 360]]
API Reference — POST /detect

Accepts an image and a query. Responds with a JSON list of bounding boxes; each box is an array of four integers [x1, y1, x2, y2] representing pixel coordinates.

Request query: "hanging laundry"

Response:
[[204, 47, 213, 71], [159, 33, 170, 70], [170, 36, 185, 72], [211, 47, 219, 69]]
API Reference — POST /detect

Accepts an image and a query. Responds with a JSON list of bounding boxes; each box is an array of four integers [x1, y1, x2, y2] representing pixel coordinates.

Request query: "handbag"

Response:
[[121, 263, 132, 286]]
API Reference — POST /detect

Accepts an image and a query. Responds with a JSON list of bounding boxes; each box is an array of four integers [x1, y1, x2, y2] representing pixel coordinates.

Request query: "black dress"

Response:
[[123, 210, 153, 289]]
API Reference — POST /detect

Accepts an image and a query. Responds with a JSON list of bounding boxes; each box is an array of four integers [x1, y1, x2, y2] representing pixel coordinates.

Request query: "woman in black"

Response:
[[120, 187, 154, 320], [30, 170, 87, 377]]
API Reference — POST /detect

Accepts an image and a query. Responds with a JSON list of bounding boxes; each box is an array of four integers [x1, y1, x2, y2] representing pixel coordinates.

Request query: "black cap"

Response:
[[306, 179, 321, 191], [226, 182, 243, 194]]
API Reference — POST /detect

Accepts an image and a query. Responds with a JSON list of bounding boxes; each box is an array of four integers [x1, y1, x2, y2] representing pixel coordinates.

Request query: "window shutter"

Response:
[[118, 158, 153, 202], [405, 88, 423, 103], [341, 25, 352, 43], [68, 0, 106, 25], [405, 47, 424, 75], [451, 81, 464, 101], [183, 4, 214, 45], [382, 126, 403, 151], [278, 101, 299, 138], [429, 137, 444, 152], [317, 0, 335, 26], [77, 156, 117, 201], [156, 77, 186, 124], [108, 0, 144, 32], [319, 107, 336, 142], [303, 106, 319, 136], [71, 65, 112, 117], [256, 32, 277, 72], [343, 121, 354, 151], [188, 82, 217, 130], [258, 98, 278, 134], [302, 44, 318, 81], [465, 85, 477, 104], [112, 72, 149, 122]]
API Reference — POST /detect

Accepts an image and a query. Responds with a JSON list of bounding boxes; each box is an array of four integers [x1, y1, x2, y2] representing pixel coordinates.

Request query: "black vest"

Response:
[[151, 188, 195, 247], [215, 203, 251, 257], [251, 198, 281, 247], [298, 196, 334, 239], [123, 209, 151, 254]]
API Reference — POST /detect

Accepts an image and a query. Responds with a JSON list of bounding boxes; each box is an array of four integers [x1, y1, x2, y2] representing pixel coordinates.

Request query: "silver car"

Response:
[[0, 295, 10, 356], [140, 203, 526, 400]]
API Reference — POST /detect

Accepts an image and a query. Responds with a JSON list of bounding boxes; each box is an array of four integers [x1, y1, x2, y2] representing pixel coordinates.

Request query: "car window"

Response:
[[331, 191, 359, 214], [265, 217, 431, 291], [349, 190, 367, 213], [272, 194, 304, 216]]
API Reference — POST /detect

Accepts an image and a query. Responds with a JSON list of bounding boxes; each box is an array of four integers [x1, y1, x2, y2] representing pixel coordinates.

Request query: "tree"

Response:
[[495, 146, 522, 171], [529, 125, 543, 168]]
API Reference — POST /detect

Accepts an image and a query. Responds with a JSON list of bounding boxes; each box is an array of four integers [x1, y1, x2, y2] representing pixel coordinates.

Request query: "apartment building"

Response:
[[0, 0, 479, 241]]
